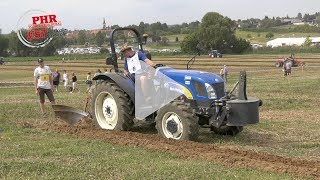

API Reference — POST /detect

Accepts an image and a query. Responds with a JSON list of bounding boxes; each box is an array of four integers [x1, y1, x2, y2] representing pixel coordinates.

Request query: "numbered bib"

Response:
[[40, 74, 49, 82]]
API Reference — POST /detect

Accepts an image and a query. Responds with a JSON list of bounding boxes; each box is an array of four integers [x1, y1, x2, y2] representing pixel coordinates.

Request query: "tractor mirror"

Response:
[[106, 57, 113, 65]]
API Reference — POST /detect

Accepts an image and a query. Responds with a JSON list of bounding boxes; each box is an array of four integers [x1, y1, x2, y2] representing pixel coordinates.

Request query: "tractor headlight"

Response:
[[205, 83, 217, 99]]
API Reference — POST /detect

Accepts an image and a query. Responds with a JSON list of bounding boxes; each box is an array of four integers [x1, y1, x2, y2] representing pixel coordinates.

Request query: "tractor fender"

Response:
[[93, 73, 135, 103]]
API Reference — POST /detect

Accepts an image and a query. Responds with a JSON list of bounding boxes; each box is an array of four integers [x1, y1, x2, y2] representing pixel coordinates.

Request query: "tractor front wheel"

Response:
[[92, 82, 134, 131], [211, 126, 243, 136], [155, 101, 199, 140]]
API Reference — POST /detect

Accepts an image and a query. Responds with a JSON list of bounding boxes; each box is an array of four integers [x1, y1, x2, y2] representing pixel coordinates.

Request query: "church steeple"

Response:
[[103, 18, 106, 29]]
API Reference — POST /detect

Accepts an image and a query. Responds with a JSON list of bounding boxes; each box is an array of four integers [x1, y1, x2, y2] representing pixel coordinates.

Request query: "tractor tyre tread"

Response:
[[155, 100, 199, 141], [92, 81, 134, 131]]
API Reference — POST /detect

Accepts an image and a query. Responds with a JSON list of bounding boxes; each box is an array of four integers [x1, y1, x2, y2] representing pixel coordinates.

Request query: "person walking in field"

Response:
[[34, 58, 55, 116], [71, 72, 78, 93], [222, 65, 228, 82], [283, 59, 292, 77], [219, 68, 224, 78], [52, 69, 60, 92], [85, 72, 93, 93], [63, 70, 68, 89]]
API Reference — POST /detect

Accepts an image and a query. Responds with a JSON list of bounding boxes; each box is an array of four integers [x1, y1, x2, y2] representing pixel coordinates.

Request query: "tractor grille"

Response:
[[212, 82, 225, 98]]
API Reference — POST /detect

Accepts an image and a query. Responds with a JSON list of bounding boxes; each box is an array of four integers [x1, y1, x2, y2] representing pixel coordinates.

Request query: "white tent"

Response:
[[267, 37, 320, 48]]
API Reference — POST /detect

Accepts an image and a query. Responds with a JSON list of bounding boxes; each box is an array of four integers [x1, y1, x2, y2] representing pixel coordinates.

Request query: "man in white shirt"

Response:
[[34, 58, 55, 115], [121, 45, 155, 102]]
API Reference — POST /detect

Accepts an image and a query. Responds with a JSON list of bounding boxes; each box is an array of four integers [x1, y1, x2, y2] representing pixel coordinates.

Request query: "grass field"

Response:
[[0, 54, 320, 179]]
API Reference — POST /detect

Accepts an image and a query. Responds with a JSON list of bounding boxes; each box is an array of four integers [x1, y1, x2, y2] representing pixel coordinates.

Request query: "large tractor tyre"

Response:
[[92, 82, 134, 131], [275, 62, 283, 68], [211, 126, 243, 136], [155, 101, 199, 141]]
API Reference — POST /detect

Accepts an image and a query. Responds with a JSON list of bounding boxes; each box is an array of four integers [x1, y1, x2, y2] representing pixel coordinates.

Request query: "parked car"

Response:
[[209, 50, 222, 58]]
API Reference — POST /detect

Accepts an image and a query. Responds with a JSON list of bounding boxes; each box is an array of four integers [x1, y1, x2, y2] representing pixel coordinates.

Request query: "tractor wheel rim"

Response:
[[162, 112, 183, 139], [95, 92, 118, 129]]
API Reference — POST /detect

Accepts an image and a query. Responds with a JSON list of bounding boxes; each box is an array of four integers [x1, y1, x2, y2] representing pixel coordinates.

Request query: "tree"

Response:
[[0, 35, 9, 56], [316, 16, 320, 25], [95, 31, 104, 47], [266, 32, 274, 39], [181, 32, 199, 54], [230, 37, 251, 54], [159, 37, 169, 45], [297, 12, 302, 19], [77, 30, 86, 45], [197, 12, 236, 51], [303, 36, 312, 47]]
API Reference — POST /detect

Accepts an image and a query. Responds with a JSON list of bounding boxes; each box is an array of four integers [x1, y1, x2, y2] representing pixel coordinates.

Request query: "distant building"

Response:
[[281, 18, 316, 26], [0, 28, 2, 34], [267, 37, 320, 47], [65, 18, 112, 39], [103, 18, 106, 29]]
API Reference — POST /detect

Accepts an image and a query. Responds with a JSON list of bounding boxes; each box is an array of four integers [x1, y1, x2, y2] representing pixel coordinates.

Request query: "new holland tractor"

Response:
[[53, 28, 262, 141]]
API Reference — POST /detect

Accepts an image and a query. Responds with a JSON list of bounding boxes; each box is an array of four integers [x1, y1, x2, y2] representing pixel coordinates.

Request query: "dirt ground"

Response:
[[21, 119, 319, 179]]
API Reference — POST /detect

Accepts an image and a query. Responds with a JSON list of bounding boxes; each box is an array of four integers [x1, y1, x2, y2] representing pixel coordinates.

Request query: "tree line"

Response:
[[238, 12, 320, 32]]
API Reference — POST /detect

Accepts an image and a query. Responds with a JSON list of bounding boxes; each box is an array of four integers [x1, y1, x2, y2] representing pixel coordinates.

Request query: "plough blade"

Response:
[[52, 105, 89, 125]]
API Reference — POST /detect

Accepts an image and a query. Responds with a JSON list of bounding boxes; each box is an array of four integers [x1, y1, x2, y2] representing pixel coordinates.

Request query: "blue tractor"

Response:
[[54, 28, 262, 141]]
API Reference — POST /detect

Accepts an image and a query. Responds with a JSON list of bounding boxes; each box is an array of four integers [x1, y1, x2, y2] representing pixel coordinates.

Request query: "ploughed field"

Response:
[[0, 54, 319, 179]]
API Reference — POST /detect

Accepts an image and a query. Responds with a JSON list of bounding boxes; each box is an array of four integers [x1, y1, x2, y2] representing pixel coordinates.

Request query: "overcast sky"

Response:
[[1, 0, 320, 34]]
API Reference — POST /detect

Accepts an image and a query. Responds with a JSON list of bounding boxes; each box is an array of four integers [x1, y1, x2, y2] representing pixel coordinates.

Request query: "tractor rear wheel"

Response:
[[155, 101, 199, 140], [92, 82, 134, 130], [275, 62, 283, 67], [211, 126, 243, 136]]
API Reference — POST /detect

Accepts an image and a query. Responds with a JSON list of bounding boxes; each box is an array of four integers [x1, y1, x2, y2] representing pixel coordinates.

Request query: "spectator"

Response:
[[71, 72, 77, 93], [85, 72, 93, 93], [33, 58, 55, 116], [222, 65, 228, 82], [284, 59, 292, 77], [63, 70, 68, 89], [219, 68, 224, 78], [52, 69, 60, 92]]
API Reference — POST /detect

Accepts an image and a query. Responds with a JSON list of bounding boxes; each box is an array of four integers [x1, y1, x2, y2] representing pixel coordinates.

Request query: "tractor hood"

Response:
[[157, 67, 224, 85]]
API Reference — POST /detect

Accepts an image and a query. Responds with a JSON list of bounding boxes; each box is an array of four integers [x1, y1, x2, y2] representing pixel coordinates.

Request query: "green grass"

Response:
[[0, 123, 298, 179]]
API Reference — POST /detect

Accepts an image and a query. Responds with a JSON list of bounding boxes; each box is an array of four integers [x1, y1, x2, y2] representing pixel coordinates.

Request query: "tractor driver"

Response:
[[121, 44, 155, 102]]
